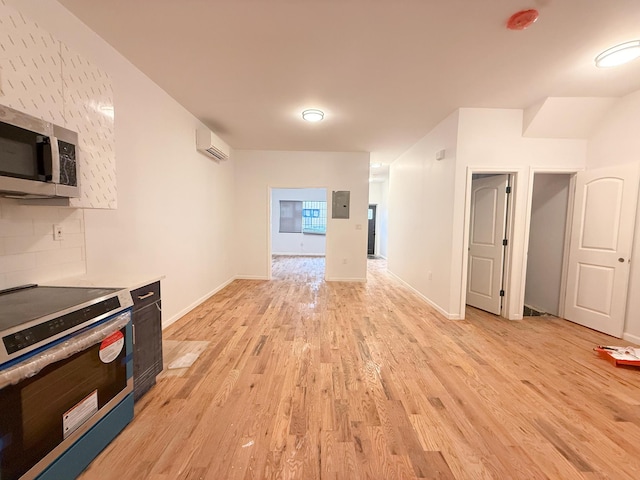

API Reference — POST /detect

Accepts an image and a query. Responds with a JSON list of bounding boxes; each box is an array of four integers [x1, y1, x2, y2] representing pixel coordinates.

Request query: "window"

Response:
[[279, 200, 326, 235], [279, 200, 302, 233], [302, 201, 326, 235]]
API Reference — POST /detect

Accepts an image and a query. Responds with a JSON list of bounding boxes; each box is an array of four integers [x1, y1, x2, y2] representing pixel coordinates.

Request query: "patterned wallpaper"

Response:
[[0, 4, 64, 125], [0, 0, 116, 209], [62, 44, 116, 209]]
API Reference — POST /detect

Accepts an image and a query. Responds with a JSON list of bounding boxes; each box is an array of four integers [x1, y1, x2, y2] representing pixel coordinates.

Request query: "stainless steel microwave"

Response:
[[0, 104, 79, 199]]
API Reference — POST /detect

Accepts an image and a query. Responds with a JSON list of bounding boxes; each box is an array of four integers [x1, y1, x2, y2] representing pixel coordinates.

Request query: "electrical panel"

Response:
[[332, 191, 350, 219]]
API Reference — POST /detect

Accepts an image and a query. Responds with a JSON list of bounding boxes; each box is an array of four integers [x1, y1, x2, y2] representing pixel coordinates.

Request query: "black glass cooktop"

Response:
[[0, 285, 120, 332]]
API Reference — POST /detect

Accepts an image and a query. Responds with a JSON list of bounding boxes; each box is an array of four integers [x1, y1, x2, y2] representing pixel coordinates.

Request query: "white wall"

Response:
[[524, 174, 571, 315], [387, 111, 459, 317], [587, 88, 640, 343], [271, 188, 326, 255], [235, 150, 369, 281], [368, 180, 389, 257], [13, 0, 236, 327]]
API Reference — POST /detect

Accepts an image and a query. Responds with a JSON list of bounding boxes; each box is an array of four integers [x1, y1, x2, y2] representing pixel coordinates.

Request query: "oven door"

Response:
[[0, 311, 132, 480]]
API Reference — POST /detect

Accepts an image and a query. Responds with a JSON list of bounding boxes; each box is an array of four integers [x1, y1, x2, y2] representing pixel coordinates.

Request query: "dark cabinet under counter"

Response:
[[131, 281, 163, 401]]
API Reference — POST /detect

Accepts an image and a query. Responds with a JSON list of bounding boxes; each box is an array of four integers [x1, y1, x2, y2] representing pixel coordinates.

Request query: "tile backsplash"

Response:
[[0, 198, 86, 290]]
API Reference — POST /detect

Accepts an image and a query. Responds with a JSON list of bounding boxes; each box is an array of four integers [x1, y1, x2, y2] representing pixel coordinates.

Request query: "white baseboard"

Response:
[[163, 276, 235, 329], [325, 277, 366, 282], [272, 253, 326, 257], [234, 275, 269, 280], [386, 270, 459, 319], [623, 332, 640, 345]]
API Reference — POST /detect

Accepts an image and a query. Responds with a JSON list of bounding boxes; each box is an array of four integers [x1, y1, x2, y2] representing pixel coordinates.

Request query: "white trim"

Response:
[[460, 167, 523, 321], [162, 276, 236, 329], [268, 185, 330, 281], [559, 175, 577, 319], [234, 275, 270, 280], [272, 253, 326, 257], [623, 332, 640, 345], [387, 270, 461, 320], [520, 167, 582, 321], [325, 277, 366, 282], [267, 187, 273, 280]]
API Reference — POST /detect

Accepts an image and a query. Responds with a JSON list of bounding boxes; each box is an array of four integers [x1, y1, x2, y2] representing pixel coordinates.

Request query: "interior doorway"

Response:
[[269, 187, 327, 280], [465, 174, 512, 315], [524, 173, 572, 317], [367, 204, 377, 256]]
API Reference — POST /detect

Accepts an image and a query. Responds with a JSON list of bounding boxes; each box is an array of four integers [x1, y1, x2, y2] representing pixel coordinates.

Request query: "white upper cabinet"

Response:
[[0, 2, 116, 209]]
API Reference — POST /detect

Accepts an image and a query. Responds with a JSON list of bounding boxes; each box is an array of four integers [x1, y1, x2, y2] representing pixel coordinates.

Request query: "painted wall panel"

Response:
[[387, 110, 459, 317]]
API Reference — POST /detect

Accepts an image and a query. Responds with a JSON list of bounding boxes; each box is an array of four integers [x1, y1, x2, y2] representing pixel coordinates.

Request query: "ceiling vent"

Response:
[[196, 127, 230, 161]]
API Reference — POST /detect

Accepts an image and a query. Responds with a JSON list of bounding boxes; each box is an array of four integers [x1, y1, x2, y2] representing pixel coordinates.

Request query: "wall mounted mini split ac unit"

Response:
[[196, 127, 230, 161]]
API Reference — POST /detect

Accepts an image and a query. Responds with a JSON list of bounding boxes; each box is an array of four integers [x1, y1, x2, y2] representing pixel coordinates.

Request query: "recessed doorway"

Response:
[[367, 204, 377, 257], [524, 173, 572, 317]]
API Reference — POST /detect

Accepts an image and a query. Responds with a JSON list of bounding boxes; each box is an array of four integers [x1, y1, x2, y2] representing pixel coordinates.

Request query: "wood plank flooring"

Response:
[[80, 256, 640, 479]]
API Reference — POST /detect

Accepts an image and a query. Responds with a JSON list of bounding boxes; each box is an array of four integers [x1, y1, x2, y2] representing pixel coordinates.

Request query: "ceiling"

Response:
[[58, 0, 640, 166]]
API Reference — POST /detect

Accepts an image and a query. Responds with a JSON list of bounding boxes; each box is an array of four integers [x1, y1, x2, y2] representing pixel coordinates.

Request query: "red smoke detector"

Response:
[[506, 9, 539, 30]]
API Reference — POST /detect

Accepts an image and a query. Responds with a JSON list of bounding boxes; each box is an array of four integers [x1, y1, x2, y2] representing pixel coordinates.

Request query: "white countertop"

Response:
[[46, 272, 165, 292]]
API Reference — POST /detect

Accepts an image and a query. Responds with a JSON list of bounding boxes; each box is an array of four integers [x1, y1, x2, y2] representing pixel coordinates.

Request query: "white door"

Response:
[[563, 163, 639, 338], [467, 175, 509, 315]]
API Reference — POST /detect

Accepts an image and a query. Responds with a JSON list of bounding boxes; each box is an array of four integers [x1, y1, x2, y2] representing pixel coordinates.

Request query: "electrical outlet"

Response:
[[53, 224, 63, 241], [428, 271, 433, 281]]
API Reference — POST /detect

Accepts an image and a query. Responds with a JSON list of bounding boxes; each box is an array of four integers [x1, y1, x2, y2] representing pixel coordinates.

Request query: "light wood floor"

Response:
[[80, 256, 640, 480]]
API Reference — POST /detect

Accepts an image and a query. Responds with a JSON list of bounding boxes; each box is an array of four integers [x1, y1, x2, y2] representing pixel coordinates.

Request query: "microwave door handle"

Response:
[[50, 136, 60, 183]]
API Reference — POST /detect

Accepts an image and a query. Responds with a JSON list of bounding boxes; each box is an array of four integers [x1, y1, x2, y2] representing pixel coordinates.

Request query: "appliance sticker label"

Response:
[[99, 330, 124, 363], [63, 390, 98, 439]]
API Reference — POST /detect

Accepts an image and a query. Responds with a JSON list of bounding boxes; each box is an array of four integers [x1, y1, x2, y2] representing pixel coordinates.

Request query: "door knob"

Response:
[[618, 257, 625, 263]]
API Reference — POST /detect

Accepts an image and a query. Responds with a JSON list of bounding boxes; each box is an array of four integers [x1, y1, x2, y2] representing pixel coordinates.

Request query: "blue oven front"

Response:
[[0, 309, 134, 480]]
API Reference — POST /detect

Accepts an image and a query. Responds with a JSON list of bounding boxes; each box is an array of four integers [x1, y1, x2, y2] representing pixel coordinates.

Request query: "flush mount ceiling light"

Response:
[[302, 109, 324, 122], [370, 162, 382, 168], [595, 40, 640, 67]]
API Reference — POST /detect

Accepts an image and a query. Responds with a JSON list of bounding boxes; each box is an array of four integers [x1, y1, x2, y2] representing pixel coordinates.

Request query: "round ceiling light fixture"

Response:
[[302, 109, 324, 122], [506, 9, 539, 30], [595, 40, 640, 68]]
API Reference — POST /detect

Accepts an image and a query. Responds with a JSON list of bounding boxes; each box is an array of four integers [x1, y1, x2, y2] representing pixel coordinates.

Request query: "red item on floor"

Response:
[[595, 346, 640, 367]]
